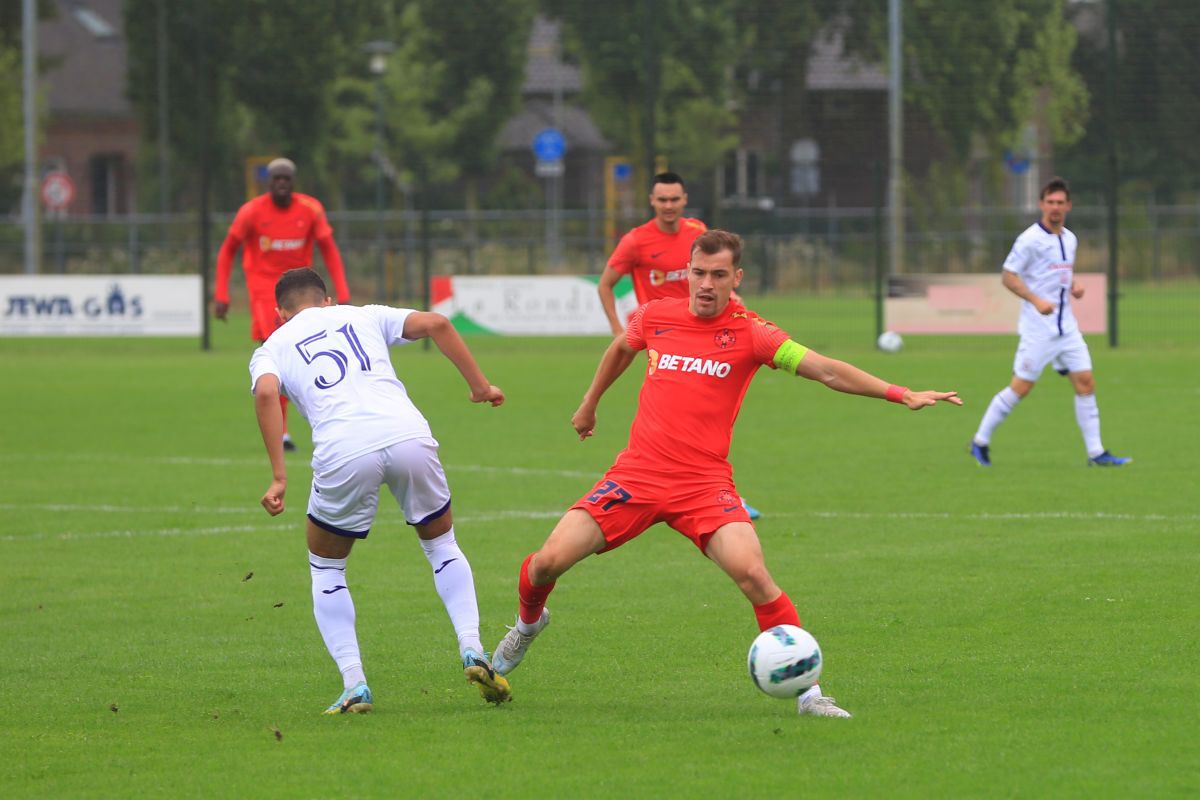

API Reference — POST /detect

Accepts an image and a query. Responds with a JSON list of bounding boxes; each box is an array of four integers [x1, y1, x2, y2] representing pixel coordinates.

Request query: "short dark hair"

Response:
[[1040, 176, 1071, 200], [652, 171, 686, 191], [691, 229, 743, 267], [275, 267, 327, 309]]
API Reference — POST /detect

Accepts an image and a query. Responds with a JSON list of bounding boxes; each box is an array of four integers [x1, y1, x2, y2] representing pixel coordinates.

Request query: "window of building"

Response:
[[90, 154, 123, 215], [789, 139, 820, 198]]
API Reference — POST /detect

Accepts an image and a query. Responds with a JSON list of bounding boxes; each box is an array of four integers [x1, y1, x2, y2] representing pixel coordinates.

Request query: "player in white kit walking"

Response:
[[970, 177, 1130, 467], [250, 268, 511, 713]]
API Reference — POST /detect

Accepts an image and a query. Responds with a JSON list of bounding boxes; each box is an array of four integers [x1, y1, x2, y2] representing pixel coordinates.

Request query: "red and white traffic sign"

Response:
[[41, 171, 76, 211]]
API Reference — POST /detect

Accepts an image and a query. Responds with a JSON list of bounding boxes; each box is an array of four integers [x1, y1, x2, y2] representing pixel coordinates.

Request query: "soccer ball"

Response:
[[877, 330, 903, 353], [747, 625, 823, 699]]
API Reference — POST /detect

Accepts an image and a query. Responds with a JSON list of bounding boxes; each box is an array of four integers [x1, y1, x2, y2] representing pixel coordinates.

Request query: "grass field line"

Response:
[[0, 452, 598, 479], [0, 502, 254, 514], [2, 502, 1193, 524], [0, 522, 293, 543], [1, 506, 1193, 545], [802, 510, 1200, 522]]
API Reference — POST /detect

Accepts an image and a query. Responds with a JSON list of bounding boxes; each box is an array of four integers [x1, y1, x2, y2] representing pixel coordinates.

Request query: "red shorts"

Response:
[[570, 466, 751, 554], [249, 295, 285, 341]]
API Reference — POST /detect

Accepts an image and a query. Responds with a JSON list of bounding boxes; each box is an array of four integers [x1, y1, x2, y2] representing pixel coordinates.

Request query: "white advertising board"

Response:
[[0, 275, 203, 336], [430, 275, 638, 335]]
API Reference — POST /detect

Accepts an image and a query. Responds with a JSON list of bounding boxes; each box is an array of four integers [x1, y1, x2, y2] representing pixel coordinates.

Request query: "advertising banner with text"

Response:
[[1, 275, 203, 336], [884, 273, 1106, 334], [431, 275, 638, 335]]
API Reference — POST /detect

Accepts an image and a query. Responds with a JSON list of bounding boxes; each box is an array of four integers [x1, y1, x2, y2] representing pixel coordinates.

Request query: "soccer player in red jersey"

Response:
[[493, 229, 962, 717], [599, 172, 773, 518], [214, 158, 352, 450]]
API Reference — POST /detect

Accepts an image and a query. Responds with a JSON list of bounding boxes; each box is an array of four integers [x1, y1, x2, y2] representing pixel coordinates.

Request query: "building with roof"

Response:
[[494, 17, 611, 208], [38, 0, 139, 216]]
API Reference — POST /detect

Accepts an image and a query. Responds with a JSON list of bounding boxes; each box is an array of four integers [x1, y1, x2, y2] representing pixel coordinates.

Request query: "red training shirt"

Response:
[[616, 297, 791, 479], [214, 192, 350, 305], [608, 218, 708, 305]]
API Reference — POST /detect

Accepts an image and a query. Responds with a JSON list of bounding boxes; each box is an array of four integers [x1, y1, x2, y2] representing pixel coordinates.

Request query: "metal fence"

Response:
[[4, 204, 1197, 292], [3, 205, 1198, 348]]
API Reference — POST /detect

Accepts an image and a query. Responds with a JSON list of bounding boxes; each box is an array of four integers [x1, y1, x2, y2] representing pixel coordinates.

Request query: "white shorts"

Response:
[[307, 437, 451, 539], [1012, 330, 1093, 382]]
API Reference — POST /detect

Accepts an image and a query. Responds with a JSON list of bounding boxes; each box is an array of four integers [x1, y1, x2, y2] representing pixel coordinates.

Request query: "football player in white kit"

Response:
[[250, 268, 511, 714], [970, 177, 1130, 467]]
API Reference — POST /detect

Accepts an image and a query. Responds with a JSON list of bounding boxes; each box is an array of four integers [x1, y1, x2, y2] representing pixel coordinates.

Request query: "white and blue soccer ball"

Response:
[[748, 625, 823, 699], [877, 330, 904, 353]]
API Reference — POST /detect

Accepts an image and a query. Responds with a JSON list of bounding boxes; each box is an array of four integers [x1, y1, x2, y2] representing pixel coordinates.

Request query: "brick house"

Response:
[[39, 0, 139, 216]]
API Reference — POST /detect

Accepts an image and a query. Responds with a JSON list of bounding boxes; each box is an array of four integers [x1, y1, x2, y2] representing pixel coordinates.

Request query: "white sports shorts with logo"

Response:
[[307, 436, 451, 539], [1012, 330, 1093, 382]]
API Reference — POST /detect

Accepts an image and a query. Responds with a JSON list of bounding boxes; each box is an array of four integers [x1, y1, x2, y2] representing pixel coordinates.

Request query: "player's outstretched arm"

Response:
[[795, 350, 962, 410], [253, 374, 288, 515], [597, 266, 626, 336], [572, 334, 637, 439], [402, 311, 503, 406]]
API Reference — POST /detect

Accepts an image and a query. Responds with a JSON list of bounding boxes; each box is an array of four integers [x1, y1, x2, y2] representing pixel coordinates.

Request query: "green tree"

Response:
[[124, 0, 373, 209], [547, 0, 740, 192], [0, 0, 55, 209], [1059, 0, 1200, 200], [328, 0, 535, 211], [835, 0, 1088, 158], [0, 44, 22, 172], [731, 0, 846, 200], [419, 0, 535, 211]]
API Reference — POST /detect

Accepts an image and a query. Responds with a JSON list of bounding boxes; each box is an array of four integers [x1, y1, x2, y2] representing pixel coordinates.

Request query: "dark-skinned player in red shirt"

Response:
[[493, 229, 961, 717], [214, 158, 351, 451]]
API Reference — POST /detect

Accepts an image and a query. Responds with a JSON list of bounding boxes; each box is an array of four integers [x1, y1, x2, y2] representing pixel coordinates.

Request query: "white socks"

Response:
[[1075, 393, 1105, 457], [974, 386, 1022, 446], [309, 552, 365, 689], [976, 385, 1106, 458], [419, 528, 483, 657]]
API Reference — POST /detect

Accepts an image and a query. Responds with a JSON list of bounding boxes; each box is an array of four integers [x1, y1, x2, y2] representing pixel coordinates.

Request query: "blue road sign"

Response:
[[1003, 150, 1031, 175], [532, 128, 567, 162]]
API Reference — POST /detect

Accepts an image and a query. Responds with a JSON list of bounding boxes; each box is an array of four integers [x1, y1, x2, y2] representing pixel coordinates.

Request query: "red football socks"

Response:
[[518, 552, 556, 624], [753, 591, 801, 630]]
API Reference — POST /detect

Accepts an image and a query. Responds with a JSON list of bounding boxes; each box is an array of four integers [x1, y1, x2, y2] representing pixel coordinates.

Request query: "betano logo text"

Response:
[[647, 349, 732, 378]]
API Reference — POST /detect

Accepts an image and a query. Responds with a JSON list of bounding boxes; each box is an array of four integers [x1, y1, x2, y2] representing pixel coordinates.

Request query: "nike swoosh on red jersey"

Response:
[[654, 327, 674, 335], [650, 251, 666, 258]]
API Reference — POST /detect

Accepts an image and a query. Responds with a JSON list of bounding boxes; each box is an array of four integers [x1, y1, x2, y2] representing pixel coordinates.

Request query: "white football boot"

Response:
[[491, 608, 550, 676], [797, 685, 852, 718]]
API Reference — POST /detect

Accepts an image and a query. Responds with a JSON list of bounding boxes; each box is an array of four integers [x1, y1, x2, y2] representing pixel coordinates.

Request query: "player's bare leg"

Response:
[[414, 509, 510, 704], [307, 521, 371, 714], [706, 522, 851, 718], [493, 509, 605, 676]]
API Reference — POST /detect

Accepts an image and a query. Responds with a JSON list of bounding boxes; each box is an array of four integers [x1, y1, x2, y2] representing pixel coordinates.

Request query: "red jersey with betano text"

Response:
[[608, 217, 708, 304], [617, 297, 791, 478], [216, 192, 334, 302]]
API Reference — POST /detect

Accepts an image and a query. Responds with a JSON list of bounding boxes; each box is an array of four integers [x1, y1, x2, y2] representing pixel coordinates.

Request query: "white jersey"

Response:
[[1002, 221, 1078, 339], [249, 304, 433, 472]]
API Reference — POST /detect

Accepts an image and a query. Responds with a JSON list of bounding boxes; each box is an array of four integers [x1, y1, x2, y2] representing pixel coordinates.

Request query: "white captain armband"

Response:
[[772, 339, 809, 375]]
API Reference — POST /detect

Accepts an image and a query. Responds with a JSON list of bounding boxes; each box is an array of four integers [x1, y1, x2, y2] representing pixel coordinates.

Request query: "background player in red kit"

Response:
[[493, 229, 962, 717], [597, 171, 706, 335], [214, 158, 352, 450]]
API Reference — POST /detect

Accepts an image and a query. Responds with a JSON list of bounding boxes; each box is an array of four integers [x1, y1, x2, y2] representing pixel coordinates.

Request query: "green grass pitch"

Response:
[[1, 288, 1196, 797]]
